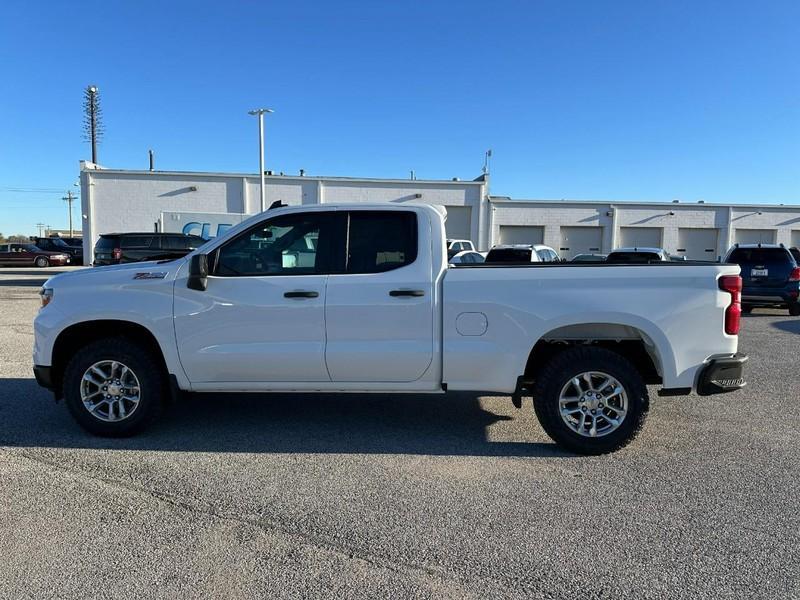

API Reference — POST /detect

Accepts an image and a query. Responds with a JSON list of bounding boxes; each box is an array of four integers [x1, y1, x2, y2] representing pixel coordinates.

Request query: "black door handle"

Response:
[[284, 290, 319, 298], [389, 289, 425, 297]]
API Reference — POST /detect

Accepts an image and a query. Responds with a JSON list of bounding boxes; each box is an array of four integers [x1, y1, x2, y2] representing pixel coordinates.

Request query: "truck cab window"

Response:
[[215, 212, 332, 276], [346, 211, 417, 274]]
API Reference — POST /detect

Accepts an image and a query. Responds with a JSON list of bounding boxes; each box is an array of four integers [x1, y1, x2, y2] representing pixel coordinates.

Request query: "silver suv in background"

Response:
[[606, 247, 672, 264]]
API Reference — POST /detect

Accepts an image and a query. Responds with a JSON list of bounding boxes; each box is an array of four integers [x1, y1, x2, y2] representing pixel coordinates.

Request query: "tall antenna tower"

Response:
[[83, 85, 104, 163]]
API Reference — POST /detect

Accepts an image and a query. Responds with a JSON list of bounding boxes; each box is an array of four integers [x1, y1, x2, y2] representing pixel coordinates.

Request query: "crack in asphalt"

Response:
[[1, 446, 553, 598]]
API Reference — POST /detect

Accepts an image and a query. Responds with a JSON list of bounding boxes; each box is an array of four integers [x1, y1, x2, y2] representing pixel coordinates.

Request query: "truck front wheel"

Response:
[[63, 337, 165, 436], [532, 347, 649, 455]]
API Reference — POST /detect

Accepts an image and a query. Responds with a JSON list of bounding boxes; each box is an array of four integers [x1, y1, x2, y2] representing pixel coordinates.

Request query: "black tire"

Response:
[[532, 346, 649, 455], [35, 256, 49, 268], [789, 303, 800, 317], [741, 304, 753, 314], [63, 337, 165, 436]]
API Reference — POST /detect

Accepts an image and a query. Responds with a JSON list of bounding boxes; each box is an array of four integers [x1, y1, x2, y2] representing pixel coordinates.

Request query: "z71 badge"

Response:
[[133, 272, 167, 280]]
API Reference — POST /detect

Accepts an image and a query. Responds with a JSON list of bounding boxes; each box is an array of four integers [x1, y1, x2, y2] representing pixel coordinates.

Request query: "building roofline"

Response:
[[489, 196, 800, 210], [80, 163, 485, 186]]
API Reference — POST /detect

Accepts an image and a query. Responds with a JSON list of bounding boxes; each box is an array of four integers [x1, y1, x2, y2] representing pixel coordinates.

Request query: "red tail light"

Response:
[[112, 247, 122, 260], [789, 267, 800, 282], [719, 275, 742, 335]]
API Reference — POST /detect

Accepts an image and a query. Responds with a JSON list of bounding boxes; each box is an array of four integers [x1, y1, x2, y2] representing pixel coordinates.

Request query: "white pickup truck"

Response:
[[33, 204, 747, 454]]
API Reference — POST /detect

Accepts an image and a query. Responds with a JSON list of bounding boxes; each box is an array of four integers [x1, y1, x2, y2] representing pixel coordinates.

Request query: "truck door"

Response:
[[324, 210, 435, 382], [173, 211, 336, 383]]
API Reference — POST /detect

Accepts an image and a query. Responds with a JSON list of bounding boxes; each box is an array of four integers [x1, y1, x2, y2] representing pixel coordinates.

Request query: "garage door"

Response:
[[559, 227, 603, 259], [618, 227, 662, 249], [498, 225, 544, 245], [791, 230, 800, 248], [444, 206, 472, 241], [676, 228, 719, 260], [734, 229, 776, 245]]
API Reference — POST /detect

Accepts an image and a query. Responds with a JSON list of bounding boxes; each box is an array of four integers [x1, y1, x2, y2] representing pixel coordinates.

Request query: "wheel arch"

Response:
[[51, 320, 169, 398], [523, 320, 674, 386]]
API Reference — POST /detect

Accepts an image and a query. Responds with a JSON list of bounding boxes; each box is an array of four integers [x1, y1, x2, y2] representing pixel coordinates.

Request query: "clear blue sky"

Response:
[[1, 0, 798, 235]]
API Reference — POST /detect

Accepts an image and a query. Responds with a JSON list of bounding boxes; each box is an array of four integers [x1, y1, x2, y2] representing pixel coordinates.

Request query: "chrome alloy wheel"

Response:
[[80, 360, 141, 422], [558, 371, 628, 438]]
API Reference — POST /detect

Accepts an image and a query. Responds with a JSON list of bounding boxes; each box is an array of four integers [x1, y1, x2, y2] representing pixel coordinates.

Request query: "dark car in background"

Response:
[[93, 232, 207, 266], [31, 237, 84, 265], [724, 244, 800, 315], [790, 247, 800, 264], [56, 236, 83, 247], [0, 243, 71, 267], [571, 253, 608, 263]]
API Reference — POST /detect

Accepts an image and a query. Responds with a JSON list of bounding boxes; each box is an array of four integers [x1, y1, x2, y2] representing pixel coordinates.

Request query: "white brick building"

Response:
[[490, 198, 800, 260], [79, 162, 488, 263], [80, 162, 800, 263]]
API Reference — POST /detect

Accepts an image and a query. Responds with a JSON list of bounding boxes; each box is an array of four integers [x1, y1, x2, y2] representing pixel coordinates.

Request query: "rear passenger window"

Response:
[[346, 211, 417, 273], [121, 236, 154, 248]]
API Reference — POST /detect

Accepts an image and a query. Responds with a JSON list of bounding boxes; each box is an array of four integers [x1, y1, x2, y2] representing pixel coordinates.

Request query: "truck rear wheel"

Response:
[[532, 347, 649, 455], [63, 337, 165, 436]]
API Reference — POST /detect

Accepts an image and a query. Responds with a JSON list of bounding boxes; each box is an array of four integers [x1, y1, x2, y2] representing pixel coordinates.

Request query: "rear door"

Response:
[[0, 244, 13, 265], [10, 244, 33, 266], [729, 247, 794, 290], [94, 236, 119, 264], [324, 209, 435, 382]]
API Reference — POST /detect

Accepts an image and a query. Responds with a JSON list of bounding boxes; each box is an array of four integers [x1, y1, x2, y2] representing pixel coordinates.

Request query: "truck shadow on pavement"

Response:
[[0, 377, 566, 458], [771, 319, 800, 335]]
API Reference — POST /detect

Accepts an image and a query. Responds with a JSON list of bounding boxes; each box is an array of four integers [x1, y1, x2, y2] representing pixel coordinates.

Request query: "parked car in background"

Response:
[[446, 239, 476, 260], [571, 253, 607, 263], [93, 233, 207, 266], [789, 247, 800, 264], [449, 250, 485, 264], [606, 247, 671, 264], [0, 243, 70, 267], [56, 236, 83, 247], [485, 244, 561, 263], [723, 243, 800, 315], [32, 237, 84, 265]]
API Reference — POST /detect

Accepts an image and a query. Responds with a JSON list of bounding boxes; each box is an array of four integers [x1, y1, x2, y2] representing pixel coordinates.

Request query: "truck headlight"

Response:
[[40, 287, 54, 308]]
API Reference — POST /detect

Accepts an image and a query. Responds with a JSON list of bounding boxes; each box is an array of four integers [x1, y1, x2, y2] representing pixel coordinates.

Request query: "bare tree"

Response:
[[83, 85, 104, 163]]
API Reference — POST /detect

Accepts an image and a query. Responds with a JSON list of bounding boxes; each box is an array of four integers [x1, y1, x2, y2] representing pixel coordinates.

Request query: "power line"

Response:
[[0, 187, 65, 193]]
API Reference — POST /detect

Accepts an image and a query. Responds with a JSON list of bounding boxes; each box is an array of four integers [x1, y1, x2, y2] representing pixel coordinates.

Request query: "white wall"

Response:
[[79, 162, 800, 265], [489, 199, 800, 259], [81, 163, 487, 262]]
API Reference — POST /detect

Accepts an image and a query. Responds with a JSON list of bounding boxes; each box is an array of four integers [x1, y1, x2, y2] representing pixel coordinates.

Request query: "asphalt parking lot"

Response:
[[0, 266, 797, 599]]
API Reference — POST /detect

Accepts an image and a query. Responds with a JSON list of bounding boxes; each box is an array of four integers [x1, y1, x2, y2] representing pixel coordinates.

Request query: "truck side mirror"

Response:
[[187, 254, 208, 291]]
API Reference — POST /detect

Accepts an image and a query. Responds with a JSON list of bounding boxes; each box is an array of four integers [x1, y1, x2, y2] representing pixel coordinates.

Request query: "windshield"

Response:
[[606, 252, 662, 264], [485, 248, 533, 262]]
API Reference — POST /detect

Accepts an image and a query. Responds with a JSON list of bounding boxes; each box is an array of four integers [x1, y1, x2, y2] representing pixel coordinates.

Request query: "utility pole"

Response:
[[62, 191, 76, 237], [36, 223, 45, 237], [248, 108, 274, 212]]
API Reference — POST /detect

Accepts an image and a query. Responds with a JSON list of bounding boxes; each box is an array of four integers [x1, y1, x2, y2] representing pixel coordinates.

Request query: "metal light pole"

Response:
[[248, 108, 274, 212]]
